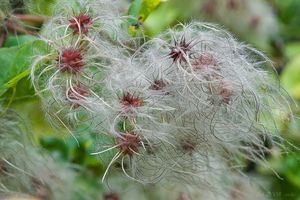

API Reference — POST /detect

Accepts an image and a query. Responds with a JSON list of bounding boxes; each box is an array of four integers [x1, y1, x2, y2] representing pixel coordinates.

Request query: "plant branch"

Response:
[[5, 20, 38, 36], [0, 29, 7, 47], [14, 14, 47, 24]]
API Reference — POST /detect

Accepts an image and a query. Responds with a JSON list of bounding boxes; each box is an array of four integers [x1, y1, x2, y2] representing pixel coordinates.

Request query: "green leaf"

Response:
[[40, 136, 69, 160], [0, 40, 47, 98], [274, 0, 300, 39], [28, 0, 56, 16], [84, 157, 104, 177], [128, 0, 143, 20], [281, 55, 300, 99], [139, 0, 161, 22], [12, 99, 54, 140], [278, 153, 300, 189], [3, 35, 37, 47], [126, 0, 162, 35], [0, 47, 19, 87], [143, 2, 180, 36], [285, 42, 300, 59]]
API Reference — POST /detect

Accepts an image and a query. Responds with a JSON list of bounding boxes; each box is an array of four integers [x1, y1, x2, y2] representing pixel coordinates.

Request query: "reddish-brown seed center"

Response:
[[169, 37, 192, 63], [0, 162, 7, 174], [104, 192, 120, 200], [150, 79, 166, 90], [227, 0, 240, 10], [177, 193, 189, 200], [116, 132, 140, 156], [58, 48, 84, 73], [180, 139, 197, 154], [219, 87, 232, 104], [67, 83, 89, 101], [250, 16, 260, 28], [202, 0, 216, 15], [230, 184, 243, 200], [192, 53, 216, 70], [69, 14, 91, 35], [119, 92, 142, 108], [208, 82, 232, 104]]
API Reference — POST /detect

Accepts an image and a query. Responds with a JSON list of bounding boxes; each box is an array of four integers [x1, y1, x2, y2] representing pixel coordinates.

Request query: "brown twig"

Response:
[[5, 19, 38, 36], [14, 14, 47, 24], [0, 29, 7, 47]]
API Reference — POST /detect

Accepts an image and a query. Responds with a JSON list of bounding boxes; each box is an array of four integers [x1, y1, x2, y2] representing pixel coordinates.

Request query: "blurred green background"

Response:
[[1, 0, 300, 199]]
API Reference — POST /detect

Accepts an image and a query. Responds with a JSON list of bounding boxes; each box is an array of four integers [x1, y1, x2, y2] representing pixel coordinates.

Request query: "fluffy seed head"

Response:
[[58, 48, 84, 73], [68, 13, 92, 35]]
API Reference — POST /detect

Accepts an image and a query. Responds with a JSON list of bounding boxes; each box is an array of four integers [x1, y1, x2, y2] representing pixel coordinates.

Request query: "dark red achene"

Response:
[[169, 37, 192, 63], [150, 79, 166, 90], [250, 16, 260, 29], [202, 0, 216, 15], [67, 83, 89, 101], [219, 87, 232, 104], [58, 48, 84, 73], [208, 82, 232, 104], [119, 92, 142, 108], [116, 132, 140, 156], [0, 162, 7, 174], [180, 139, 197, 155], [69, 14, 92, 35], [192, 53, 216, 70], [227, 0, 240, 10], [104, 192, 120, 200]]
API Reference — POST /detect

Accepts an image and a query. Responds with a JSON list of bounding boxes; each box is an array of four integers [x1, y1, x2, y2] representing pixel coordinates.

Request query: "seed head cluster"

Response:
[[29, 0, 293, 199]]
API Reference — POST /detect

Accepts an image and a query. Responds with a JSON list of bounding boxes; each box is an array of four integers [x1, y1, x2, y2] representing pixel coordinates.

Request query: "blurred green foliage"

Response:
[[273, 0, 300, 40]]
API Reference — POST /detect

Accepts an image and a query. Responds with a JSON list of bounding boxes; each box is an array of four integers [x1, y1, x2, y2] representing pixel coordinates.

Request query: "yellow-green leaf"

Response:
[[281, 55, 300, 99], [139, 0, 161, 22]]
